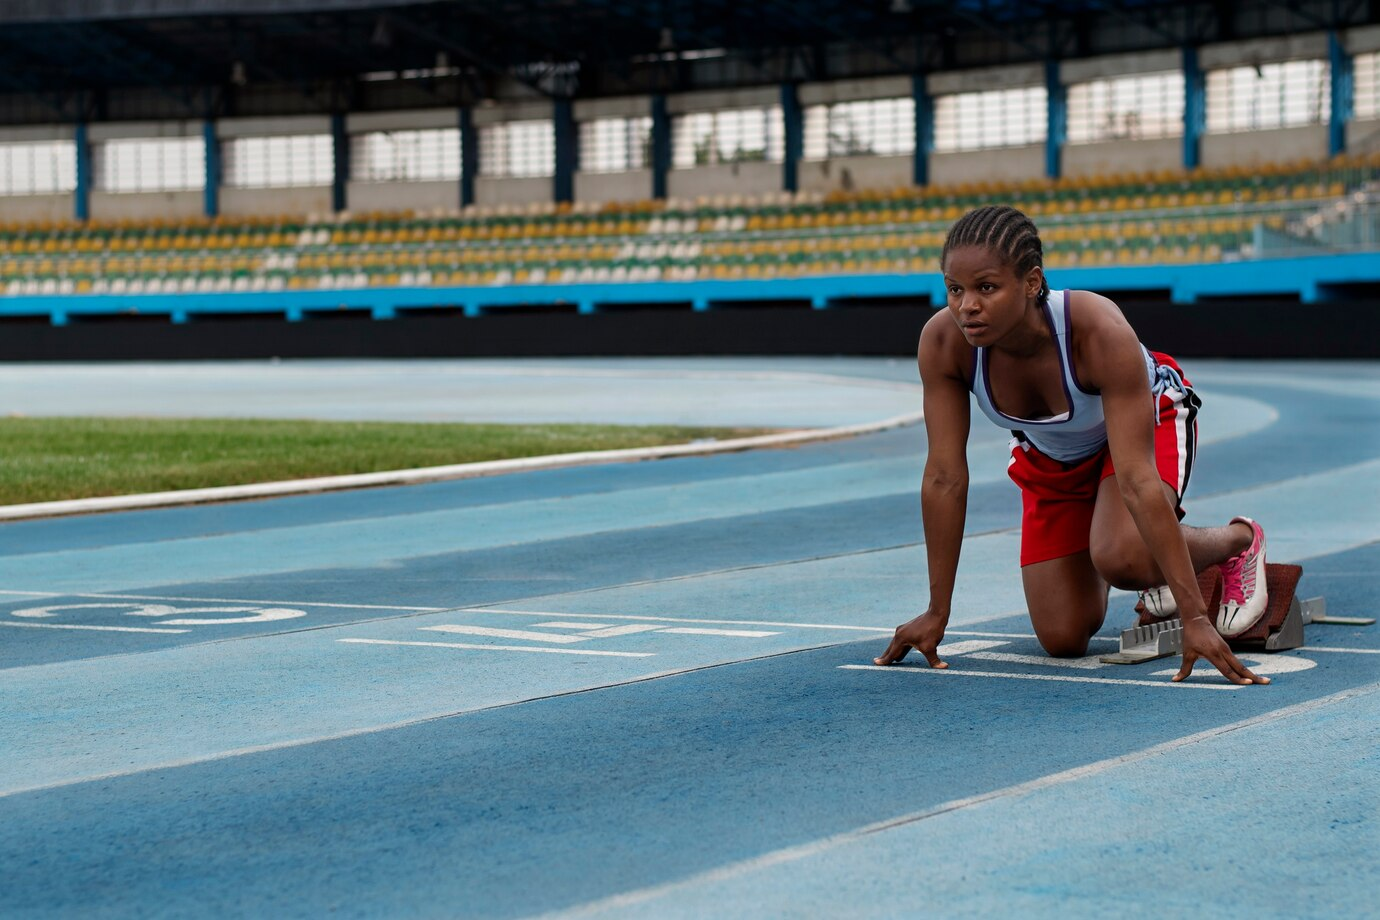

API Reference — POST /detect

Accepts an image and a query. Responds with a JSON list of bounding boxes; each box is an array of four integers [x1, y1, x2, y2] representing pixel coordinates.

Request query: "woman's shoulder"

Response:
[[1067, 289, 1138, 342], [1067, 289, 1130, 323], [918, 309, 975, 386]]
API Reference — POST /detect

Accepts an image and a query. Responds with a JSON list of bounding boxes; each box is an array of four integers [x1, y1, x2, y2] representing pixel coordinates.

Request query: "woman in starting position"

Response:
[[875, 205, 1271, 685]]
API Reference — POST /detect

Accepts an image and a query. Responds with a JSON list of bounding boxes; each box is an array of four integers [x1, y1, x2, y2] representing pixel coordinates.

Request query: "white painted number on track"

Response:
[[9, 602, 306, 628]]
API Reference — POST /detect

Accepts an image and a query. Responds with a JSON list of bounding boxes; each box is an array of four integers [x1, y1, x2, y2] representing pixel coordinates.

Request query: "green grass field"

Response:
[[0, 417, 775, 505]]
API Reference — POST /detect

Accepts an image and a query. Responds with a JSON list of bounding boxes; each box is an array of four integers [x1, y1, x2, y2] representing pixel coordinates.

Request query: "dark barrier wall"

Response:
[[0, 300, 1376, 361]]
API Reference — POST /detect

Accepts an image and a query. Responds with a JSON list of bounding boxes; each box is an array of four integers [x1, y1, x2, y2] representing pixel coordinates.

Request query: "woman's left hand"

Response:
[[1174, 616, 1271, 685]]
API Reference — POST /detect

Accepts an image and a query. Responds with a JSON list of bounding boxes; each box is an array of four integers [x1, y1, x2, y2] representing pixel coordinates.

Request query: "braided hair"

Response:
[[940, 205, 1049, 303]]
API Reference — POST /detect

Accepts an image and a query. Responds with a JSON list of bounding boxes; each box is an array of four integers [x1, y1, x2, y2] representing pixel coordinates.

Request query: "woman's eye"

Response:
[[948, 286, 961, 296], [979, 284, 995, 292]]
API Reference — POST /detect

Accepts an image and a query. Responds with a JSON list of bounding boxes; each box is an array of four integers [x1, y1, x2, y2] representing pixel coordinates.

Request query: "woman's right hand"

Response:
[[873, 610, 949, 668]]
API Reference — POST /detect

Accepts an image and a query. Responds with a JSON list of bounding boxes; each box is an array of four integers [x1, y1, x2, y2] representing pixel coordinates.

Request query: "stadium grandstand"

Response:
[[1, 0, 1379, 358]]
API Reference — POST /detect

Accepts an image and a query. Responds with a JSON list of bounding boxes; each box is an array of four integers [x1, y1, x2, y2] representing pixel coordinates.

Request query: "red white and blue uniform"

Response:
[[968, 289, 1200, 566]]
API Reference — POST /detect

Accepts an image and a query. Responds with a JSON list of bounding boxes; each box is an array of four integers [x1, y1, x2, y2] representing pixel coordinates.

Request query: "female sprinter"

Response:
[[874, 205, 1271, 685]]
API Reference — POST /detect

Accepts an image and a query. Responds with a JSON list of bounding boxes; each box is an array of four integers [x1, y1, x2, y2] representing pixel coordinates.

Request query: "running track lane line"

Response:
[[533, 680, 1380, 920]]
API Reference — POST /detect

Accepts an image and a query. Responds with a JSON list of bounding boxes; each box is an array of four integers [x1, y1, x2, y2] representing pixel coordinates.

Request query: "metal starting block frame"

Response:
[[1100, 562, 1373, 665], [1100, 595, 1327, 665]]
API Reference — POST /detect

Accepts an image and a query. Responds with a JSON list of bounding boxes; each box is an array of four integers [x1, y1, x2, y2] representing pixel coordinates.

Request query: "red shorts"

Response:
[[1007, 352, 1199, 567]]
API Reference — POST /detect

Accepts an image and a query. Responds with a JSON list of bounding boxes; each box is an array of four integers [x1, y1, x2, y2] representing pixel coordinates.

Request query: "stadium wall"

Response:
[[667, 161, 783, 199], [1, 193, 70, 222], [1063, 138, 1181, 179], [347, 180, 460, 213], [575, 170, 654, 203], [1348, 118, 1380, 152], [799, 155, 912, 194], [929, 144, 1045, 185], [221, 187, 334, 218], [89, 190, 204, 221], [1202, 126, 1330, 168], [474, 177, 552, 206]]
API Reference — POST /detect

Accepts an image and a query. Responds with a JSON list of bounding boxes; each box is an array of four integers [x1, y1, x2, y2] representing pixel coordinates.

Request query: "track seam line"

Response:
[[531, 679, 1380, 919]]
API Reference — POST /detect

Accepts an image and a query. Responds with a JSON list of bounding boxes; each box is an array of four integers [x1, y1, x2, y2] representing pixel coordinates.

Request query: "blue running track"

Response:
[[0, 358, 1376, 918]]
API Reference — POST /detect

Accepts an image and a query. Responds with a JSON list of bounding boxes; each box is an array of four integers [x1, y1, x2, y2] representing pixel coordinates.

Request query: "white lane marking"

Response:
[[966, 651, 1107, 670], [1305, 646, 1380, 654], [482, 610, 896, 632], [482, 614, 1126, 645], [659, 628, 781, 638], [838, 664, 1242, 691], [0, 621, 189, 634], [337, 638, 653, 658], [538, 680, 1380, 920], [575, 625, 667, 639], [0, 590, 443, 612], [936, 639, 1011, 656], [532, 621, 618, 630], [421, 625, 588, 645], [952, 630, 1120, 644]]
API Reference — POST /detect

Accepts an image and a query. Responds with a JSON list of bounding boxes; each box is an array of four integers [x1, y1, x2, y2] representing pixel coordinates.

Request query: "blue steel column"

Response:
[[459, 106, 476, 207], [203, 119, 219, 218], [651, 94, 670, 199], [554, 98, 576, 203], [74, 122, 91, 221], [781, 82, 802, 193], [331, 112, 348, 212], [1330, 32, 1354, 157], [1183, 46, 1205, 170], [913, 74, 932, 187], [1045, 60, 1065, 180]]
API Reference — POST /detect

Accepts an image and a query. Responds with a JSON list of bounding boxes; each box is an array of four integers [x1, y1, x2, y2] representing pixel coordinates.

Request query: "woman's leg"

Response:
[[1087, 475, 1252, 589], [1023, 550, 1109, 657]]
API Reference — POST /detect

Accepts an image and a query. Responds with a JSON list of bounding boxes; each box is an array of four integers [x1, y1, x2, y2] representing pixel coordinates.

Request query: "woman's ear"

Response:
[[1026, 266, 1045, 300]]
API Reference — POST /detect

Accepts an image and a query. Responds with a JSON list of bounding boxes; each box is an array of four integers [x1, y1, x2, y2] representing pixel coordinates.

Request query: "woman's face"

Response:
[[941, 244, 1042, 347]]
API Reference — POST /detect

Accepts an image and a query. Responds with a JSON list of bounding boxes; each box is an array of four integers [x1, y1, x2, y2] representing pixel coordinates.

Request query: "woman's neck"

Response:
[[992, 298, 1053, 359]]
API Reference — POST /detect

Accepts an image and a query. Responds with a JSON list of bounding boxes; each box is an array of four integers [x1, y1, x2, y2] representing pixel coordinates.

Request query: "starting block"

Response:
[[1100, 563, 1374, 665]]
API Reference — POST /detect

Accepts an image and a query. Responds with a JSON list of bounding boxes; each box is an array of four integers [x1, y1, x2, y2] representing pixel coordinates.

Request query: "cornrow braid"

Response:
[[940, 205, 1049, 303]]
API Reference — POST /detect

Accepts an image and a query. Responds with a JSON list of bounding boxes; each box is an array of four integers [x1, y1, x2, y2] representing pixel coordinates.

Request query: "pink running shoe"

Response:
[[1216, 517, 1268, 637]]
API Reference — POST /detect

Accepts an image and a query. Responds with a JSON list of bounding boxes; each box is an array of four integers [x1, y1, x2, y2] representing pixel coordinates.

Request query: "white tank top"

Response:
[[969, 289, 1156, 463]]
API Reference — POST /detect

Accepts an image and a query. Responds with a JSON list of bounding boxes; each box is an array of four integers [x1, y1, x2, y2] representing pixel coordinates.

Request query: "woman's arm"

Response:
[[1082, 297, 1266, 685], [875, 316, 971, 667]]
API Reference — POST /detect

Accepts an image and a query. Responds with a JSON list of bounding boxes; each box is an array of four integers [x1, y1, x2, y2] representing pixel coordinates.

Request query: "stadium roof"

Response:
[[0, 1, 1374, 116]]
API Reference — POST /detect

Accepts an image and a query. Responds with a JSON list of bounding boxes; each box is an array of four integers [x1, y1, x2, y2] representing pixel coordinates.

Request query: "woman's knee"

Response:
[[1035, 626, 1093, 658], [1089, 534, 1158, 589], [1022, 551, 1107, 658]]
